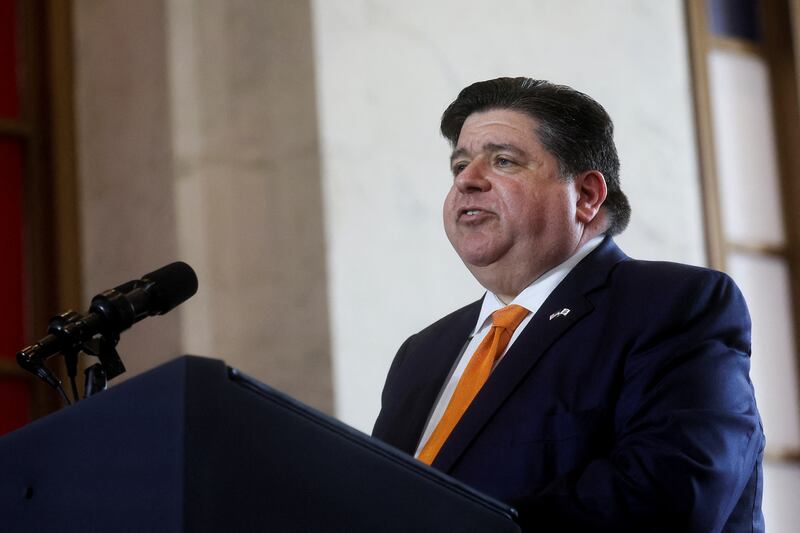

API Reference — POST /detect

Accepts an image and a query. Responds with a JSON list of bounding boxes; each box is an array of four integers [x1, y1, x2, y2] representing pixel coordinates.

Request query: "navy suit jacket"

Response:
[[373, 238, 764, 532]]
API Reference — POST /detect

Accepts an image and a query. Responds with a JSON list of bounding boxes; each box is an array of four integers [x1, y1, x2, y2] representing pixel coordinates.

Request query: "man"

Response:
[[372, 78, 764, 532]]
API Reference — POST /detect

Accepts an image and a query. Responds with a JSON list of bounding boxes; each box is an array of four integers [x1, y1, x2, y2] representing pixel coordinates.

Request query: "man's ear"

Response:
[[574, 170, 607, 224]]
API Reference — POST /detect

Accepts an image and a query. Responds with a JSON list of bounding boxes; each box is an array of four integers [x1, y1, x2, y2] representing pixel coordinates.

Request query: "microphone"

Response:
[[90, 261, 198, 333], [17, 262, 198, 377]]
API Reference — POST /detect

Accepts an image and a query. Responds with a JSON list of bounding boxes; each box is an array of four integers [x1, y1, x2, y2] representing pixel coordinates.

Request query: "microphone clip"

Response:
[[16, 261, 197, 404], [18, 309, 127, 404]]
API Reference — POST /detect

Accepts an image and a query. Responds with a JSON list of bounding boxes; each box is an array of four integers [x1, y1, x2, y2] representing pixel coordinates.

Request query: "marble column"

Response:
[[74, 0, 333, 411]]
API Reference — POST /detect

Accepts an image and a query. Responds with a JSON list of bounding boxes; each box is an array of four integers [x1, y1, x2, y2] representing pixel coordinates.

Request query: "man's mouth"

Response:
[[458, 208, 493, 222]]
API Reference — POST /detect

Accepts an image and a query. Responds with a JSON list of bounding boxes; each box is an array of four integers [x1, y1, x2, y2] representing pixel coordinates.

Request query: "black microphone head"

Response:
[[141, 261, 198, 314]]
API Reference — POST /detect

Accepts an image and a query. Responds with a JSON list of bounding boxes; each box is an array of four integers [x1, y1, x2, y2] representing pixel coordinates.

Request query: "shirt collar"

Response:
[[471, 236, 605, 336]]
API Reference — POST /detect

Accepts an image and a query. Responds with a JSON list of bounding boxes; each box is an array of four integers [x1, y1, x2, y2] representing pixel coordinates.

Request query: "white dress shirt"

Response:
[[414, 236, 604, 457]]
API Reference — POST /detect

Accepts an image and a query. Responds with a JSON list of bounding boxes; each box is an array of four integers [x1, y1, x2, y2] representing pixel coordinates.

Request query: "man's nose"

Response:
[[454, 160, 491, 193]]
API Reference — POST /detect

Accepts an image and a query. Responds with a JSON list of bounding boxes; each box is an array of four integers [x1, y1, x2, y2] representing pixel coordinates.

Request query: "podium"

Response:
[[0, 356, 520, 532]]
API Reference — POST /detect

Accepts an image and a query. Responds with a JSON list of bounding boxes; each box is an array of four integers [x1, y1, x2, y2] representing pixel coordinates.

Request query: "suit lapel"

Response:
[[432, 237, 628, 472], [384, 299, 481, 454]]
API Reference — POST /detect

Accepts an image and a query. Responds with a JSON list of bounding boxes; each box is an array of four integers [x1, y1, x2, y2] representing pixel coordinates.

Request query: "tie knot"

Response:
[[491, 304, 528, 332]]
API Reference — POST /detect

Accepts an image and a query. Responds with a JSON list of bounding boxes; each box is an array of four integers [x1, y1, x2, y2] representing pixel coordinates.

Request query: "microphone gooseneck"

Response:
[[16, 261, 198, 401]]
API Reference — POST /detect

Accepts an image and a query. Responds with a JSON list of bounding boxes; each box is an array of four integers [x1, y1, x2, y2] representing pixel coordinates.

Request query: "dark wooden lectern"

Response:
[[0, 356, 520, 532]]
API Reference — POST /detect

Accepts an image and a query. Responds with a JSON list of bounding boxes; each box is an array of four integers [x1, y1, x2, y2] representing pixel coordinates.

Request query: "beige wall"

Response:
[[312, 0, 705, 433], [72, 0, 705, 424], [70, 0, 798, 529], [167, 0, 332, 411], [74, 0, 181, 378], [73, 0, 333, 411]]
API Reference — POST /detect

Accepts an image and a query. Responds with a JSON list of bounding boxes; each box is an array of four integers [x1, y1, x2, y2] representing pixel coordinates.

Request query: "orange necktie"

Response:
[[418, 304, 529, 465]]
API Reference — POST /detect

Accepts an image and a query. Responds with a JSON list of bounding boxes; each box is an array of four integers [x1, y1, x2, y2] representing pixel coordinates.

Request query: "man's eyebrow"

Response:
[[450, 143, 526, 164], [484, 143, 525, 156], [450, 148, 469, 165]]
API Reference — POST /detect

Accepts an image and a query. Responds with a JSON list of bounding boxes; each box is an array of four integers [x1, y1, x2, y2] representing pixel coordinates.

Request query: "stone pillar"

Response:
[[168, 0, 333, 411], [73, 0, 332, 411], [73, 0, 181, 378]]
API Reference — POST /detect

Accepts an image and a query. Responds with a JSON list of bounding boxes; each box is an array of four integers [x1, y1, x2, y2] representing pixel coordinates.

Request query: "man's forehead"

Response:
[[463, 107, 537, 126], [457, 108, 539, 141]]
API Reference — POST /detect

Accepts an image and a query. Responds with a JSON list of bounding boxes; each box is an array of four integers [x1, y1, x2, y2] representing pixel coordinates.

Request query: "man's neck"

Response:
[[491, 235, 606, 304]]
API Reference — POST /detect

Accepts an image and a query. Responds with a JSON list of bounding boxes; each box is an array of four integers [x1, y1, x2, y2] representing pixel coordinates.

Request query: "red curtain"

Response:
[[0, 0, 32, 435]]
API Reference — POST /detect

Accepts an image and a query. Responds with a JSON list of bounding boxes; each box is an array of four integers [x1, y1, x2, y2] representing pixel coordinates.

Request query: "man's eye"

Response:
[[496, 157, 514, 167], [452, 163, 467, 175]]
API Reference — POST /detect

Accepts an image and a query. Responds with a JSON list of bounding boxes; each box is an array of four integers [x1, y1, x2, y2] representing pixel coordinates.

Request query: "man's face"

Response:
[[443, 108, 583, 294]]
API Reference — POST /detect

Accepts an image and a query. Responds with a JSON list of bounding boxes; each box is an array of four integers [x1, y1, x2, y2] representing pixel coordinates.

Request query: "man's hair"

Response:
[[440, 77, 631, 235]]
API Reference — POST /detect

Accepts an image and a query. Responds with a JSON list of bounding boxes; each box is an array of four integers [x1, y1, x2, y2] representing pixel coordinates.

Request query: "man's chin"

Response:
[[459, 253, 500, 270], [451, 237, 509, 266]]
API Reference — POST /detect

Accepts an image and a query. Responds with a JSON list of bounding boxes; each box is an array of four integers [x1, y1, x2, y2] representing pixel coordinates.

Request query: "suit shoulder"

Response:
[[614, 258, 738, 292], [608, 258, 749, 335]]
